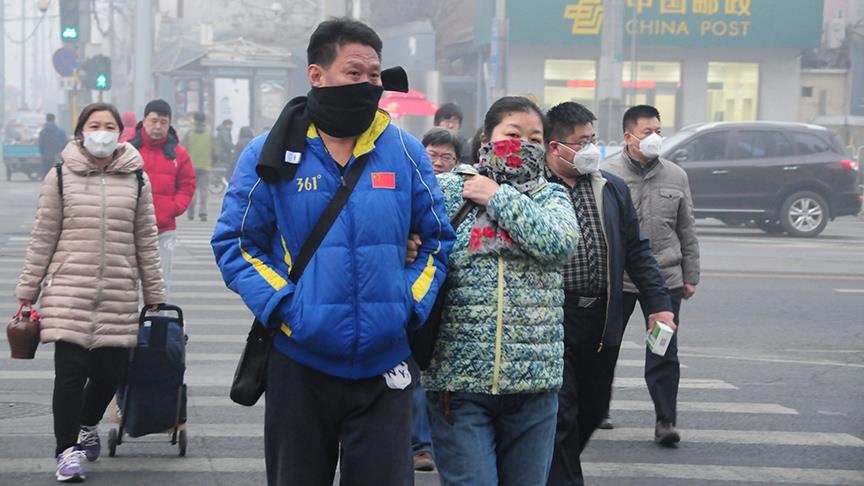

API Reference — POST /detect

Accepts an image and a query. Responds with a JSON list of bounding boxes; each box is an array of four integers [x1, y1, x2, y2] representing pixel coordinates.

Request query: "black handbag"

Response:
[[229, 154, 371, 406], [409, 199, 476, 370]]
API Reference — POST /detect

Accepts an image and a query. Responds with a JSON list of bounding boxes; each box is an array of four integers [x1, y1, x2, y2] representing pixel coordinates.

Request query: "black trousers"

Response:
[[622, 287, 684, 424], [548, 297, 621, 486], [264, 350, 415, 486], [53, 341, 129, 456]]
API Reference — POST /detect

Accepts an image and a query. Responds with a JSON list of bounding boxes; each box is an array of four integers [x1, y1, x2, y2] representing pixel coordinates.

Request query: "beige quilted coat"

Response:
[[15, 142, 166, 349]]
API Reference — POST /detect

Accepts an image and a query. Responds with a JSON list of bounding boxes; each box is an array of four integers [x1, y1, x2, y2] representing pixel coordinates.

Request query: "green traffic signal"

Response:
[[95, 74, 108, 89], [61, 26, 79, 40]]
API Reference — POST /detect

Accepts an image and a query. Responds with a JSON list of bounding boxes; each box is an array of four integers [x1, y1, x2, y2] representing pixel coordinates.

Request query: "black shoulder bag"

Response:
[[230, 154, 371, 406], [409, 199, 476, 370]]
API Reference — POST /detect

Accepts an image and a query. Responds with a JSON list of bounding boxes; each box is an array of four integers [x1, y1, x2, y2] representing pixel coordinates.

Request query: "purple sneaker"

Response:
[[55, 447, 86, 482], [77, 425, 100, 462]]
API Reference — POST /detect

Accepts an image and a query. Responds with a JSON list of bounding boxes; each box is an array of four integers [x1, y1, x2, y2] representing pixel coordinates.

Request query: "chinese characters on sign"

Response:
[[566, 0, 752, 39]]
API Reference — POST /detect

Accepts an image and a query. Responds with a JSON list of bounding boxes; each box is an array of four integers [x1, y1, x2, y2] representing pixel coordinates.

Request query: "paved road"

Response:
[[0, 174, 862, 485]]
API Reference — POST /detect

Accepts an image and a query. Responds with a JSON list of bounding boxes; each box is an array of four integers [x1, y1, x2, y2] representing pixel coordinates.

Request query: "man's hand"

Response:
[[683, 283, 696, 300], [646, 311, 676, 333], [462, 175, 500, 206], [405, 233, 422, 266]]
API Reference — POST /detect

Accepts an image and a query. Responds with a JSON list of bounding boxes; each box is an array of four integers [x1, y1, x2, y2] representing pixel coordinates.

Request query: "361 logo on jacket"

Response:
[[371, 172, 396, 189]]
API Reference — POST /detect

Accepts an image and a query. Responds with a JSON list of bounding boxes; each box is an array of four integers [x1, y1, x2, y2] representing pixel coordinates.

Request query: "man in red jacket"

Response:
[[129, 99, 196, 294]]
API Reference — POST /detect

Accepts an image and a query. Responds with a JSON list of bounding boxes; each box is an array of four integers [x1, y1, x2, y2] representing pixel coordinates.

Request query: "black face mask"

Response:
[[306, 82, 384, 138]]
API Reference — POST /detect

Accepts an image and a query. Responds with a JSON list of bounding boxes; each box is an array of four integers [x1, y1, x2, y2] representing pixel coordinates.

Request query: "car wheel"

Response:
[[755, 218, 785, 234], [780, 191, 829, 237]]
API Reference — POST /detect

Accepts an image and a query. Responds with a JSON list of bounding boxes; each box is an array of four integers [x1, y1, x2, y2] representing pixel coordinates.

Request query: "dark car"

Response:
[[661, 121, 862, 237]]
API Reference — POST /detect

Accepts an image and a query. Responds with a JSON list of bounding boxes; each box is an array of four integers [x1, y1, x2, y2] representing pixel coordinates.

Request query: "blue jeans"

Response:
[[412, 386, 433, 454], [427, 390, 558, 486]]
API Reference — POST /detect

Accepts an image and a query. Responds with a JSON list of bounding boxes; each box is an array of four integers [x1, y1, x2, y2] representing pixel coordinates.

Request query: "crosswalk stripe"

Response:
[[582, 462, 864, 485], [0, 333, 245, 344], [615, 359, 687, 368], [2, 423, 859, 448], [614, 377, 737, 389], [0, 458, 860, 483], [612, 399, 798, 415], [6, 352, 242, 362], [591, 428, 864, 447]]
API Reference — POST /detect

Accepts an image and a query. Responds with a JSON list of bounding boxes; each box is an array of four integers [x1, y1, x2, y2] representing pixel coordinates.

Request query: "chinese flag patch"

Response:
[[371, 172, 396, 189]]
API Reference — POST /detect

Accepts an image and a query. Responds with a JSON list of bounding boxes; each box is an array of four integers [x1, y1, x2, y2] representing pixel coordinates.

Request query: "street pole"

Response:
[[1, 0, 6, 136], [492, 0, 506, 100], [629, 3, 638, 106], [133, 0, 152, 117], [596, 0, 624, 141], [20, 0, 26, 109]]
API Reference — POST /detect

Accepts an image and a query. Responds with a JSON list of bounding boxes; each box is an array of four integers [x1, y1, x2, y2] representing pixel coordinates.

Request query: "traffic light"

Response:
[[79, 55, 112, 90], [58, 0, 80, 44]]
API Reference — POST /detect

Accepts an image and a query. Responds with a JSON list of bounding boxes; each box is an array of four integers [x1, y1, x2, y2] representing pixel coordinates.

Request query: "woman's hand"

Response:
[[146, 304, 161, 313], [18, 299, 31, 308], [405, 234, 422, 266], [462, 175, 500, 206]]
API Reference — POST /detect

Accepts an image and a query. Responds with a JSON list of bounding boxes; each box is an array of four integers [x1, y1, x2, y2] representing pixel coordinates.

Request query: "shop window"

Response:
[[707, 63, 759, 121], [801, 86, 813, 97], [544, 60, 597, 111], [621, 62, 681, 129]]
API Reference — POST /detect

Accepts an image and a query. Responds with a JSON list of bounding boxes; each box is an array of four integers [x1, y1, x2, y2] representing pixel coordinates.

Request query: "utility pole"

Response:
[[133, 0, 152, 117], [596, 0, 625, 141], [1, 0, 6, 135], [20, 0, 27, 109], [491, 0, 507, 100]]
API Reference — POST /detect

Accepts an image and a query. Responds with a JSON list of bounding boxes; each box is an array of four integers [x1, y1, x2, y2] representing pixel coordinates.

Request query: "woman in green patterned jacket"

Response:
[[424, 96, 579, 486]]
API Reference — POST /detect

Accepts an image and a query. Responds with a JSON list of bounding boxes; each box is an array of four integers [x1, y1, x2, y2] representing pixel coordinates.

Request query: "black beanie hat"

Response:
[[144, 99, 172, 119]]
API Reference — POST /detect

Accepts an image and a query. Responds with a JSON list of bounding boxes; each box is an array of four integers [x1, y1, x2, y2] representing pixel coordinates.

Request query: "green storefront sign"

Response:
[[476, 0, 823, 48]]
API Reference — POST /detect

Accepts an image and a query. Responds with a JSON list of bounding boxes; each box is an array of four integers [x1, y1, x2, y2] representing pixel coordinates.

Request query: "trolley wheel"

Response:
[[108, 428, 118, 457], [178, 429, 187, 457]]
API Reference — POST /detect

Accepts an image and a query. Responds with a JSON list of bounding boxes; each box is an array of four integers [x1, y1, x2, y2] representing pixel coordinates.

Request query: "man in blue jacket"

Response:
[[544, 102, 674, 486], [211, 18, 454, 486]]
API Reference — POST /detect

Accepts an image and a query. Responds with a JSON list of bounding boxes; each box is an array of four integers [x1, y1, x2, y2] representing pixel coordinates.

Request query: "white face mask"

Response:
[[560, 142, 601, 175], [83, 131, 119, 158], [637, 132, 663, 159]]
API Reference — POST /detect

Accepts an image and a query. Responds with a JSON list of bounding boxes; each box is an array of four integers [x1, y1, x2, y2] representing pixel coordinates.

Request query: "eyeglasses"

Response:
[[426, 150, 457, 163], [555, 137, 597, 151]]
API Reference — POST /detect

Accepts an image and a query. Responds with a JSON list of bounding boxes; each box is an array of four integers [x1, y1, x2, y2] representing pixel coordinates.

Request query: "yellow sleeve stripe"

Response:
[[281, 237, 293, 272], [280, 323, 293, 337], [241, 248, 287, 290], [411, 254, 437, 302]]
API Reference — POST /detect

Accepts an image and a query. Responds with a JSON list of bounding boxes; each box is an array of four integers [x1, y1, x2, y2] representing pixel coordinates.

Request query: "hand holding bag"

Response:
[[229, 154, 372, 406], [7, 304, 41, 359]]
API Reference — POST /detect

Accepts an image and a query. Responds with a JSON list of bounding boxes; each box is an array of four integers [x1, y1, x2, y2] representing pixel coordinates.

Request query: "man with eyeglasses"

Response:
[[544, 101, 674, 486], [422, 127, 463, 175], [129, 99, 196, 294]]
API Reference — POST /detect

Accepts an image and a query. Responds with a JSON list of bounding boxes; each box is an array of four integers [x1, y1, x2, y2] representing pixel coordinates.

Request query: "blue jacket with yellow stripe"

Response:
[[211, 111, 455, 379]]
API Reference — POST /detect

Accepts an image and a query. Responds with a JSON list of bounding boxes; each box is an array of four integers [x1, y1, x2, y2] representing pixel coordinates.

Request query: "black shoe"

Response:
[[654, 419, 680, 446], [200, 215, 207, 222], [598, 417, 614, 430]]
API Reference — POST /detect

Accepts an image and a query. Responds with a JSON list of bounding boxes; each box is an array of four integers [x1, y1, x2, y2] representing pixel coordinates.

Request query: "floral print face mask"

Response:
[[477, 138, 547, 195], [467, 138, 548, 256]]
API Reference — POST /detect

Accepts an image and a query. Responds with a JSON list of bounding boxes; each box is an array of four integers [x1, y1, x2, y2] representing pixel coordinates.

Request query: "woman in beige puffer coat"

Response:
[[15, 103, 165, 482]]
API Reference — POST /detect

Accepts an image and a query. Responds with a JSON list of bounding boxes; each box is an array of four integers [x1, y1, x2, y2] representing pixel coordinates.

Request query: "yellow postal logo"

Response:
[[564, 0, 604, 35]]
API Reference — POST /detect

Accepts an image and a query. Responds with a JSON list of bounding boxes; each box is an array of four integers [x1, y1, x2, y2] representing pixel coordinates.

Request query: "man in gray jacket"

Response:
[[601, 105, 700, 446]]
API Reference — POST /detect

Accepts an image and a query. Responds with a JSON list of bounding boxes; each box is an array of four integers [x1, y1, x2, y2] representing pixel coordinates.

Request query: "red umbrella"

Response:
[[379, 89, 439, 120]]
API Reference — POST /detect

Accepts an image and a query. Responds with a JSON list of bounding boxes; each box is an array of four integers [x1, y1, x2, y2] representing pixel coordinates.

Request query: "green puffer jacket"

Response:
[[423, 172, 579, 395]]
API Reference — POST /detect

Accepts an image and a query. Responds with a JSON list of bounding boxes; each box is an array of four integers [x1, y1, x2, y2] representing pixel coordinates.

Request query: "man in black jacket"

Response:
[[544, 102, 675, 486]]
